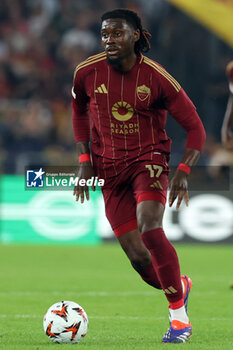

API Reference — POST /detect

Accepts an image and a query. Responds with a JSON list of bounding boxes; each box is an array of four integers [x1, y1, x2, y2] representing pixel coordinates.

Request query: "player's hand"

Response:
[[169, 170, 189, 210], [73, 163, 96, 203]]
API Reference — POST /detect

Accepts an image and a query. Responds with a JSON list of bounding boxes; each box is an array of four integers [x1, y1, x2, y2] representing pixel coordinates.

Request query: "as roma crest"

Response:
[[136, 84, 151, 101]]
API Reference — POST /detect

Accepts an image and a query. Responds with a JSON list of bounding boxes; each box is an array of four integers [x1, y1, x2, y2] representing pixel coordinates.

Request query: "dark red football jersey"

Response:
[[72, 52, 205, 172]]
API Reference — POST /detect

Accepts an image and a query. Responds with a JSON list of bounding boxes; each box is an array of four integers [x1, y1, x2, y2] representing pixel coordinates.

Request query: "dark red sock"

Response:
[[132, 261, 162, 289], [142, 228, 183, 304]]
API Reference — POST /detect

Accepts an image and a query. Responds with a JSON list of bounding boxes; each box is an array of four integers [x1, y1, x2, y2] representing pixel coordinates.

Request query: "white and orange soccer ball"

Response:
[[43, 301, 88, 344]]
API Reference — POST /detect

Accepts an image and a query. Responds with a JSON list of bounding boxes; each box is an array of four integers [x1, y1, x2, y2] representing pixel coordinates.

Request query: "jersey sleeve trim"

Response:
[[144, 57, 181, 92]]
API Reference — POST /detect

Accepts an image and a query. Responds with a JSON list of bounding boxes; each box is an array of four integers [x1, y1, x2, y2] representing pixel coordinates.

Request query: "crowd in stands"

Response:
[[0, 0, 232, 173]]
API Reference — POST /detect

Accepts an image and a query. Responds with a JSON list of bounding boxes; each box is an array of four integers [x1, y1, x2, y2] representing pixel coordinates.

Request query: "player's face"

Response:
[[101, 18, 139, 66]]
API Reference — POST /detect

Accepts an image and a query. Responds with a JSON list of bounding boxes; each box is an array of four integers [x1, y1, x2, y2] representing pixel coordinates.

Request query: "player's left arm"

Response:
[[164, 87, 206, 210], [169, 148, 200, 210]]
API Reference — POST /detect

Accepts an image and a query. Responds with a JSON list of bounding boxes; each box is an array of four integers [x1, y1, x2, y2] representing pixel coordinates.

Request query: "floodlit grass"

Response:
[[0, 244, 232, 349]]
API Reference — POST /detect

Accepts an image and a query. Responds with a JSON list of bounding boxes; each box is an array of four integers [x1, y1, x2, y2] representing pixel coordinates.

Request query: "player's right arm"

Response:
[[74, 141, 96, 203], [72, 67, 95, 203]]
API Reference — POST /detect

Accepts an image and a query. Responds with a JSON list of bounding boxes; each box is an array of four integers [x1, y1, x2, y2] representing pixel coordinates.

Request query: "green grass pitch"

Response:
[[0, 243, 232, 350]]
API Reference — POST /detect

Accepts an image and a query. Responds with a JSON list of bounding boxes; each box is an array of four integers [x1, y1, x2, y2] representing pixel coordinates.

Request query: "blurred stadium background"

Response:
[[0, 0, 233, 245]]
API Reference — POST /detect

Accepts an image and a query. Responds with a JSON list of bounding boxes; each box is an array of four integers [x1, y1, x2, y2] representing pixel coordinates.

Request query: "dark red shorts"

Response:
[[95, 153, 169, 237]]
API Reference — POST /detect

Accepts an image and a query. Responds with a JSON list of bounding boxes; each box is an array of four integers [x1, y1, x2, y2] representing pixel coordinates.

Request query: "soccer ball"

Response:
[[43, 300, 88, 344]]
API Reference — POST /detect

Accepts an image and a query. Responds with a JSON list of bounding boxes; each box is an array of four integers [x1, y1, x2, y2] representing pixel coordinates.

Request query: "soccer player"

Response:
[[221, 61, 233, 150], [72, 9, 206, 343]]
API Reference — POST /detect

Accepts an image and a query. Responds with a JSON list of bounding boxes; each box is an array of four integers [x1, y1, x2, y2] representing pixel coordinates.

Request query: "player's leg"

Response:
[[132, 154, 192, 343], [116, 227, 161, 290], [102, 176, 162, 290], [137, 200, 192, 342], [137, 200, 186, 311], [116, 219, 192, 333]]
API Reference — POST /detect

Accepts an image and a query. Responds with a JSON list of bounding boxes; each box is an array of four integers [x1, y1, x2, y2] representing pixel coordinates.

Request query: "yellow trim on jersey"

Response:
[[144, 57, 181, 91], [139, 54, 144, 64], [73, 56, 106, 81], [74, 56, 106, 74], [144, 57, 181, 92], [85, 52, 106, 61]]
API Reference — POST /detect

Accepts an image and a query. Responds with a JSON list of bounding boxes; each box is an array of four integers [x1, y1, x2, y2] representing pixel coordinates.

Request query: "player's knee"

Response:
[[137, 211, 162, 233], [130, 250, 151, 269], [124, 244, 151, 267]]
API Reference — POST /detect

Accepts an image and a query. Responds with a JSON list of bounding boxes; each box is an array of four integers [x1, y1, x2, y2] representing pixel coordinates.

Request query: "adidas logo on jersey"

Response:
[[95, 84, 108, 94]]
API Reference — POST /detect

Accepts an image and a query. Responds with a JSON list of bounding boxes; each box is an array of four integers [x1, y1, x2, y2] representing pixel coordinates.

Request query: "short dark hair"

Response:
[[101, 8, 151, 54]]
